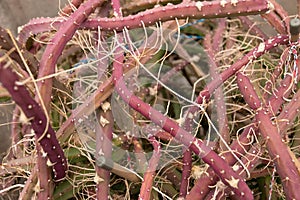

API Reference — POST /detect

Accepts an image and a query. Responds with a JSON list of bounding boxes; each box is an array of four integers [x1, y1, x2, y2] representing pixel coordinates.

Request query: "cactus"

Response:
[[1, 0, 300, 199], [0, 62, 67, 181], [236, 72, 300, 199]]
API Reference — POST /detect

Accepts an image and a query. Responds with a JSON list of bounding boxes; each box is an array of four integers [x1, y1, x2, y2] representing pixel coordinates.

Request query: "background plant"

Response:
[[0, 0, 300, 199]]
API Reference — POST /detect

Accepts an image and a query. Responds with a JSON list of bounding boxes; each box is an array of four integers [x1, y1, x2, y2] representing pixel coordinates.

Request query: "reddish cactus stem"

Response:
[[86, 0, 271, 31], [0, 62, 67, 180], [207, 144, 264, 199], [11, 107, 21, 147], [36, 144, 54, 199], [81, 4, 116, 196], [95, 107, 113, 200], [37, 0, 105, 111], [186, 127, 255, 200], [0, 25, 68, 194], [184, 36, 288, 160], [139, 136, 161, 200], [94, 31, 112, 200], [18, 0, 271, 43], [111, 0, 122, 17], [204, 30, 230, 150], [32, 1, 105, 189], [122, 0, 178, 15], [231, 73, 300, 199], [236, 69, 300, 199], [277, 85, 300, 134], [179, 148, 191, 197], [154, 130, 173, 141], [17, 17, 63, 44], [268, 0, 290, 33], [212, 18, 227, 52], [266, 73, 293, 113], [262, 66, 282, 100], [236, 72, 262, 110], [261, 11, 287, 34], [256, 108, 300, 199]]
